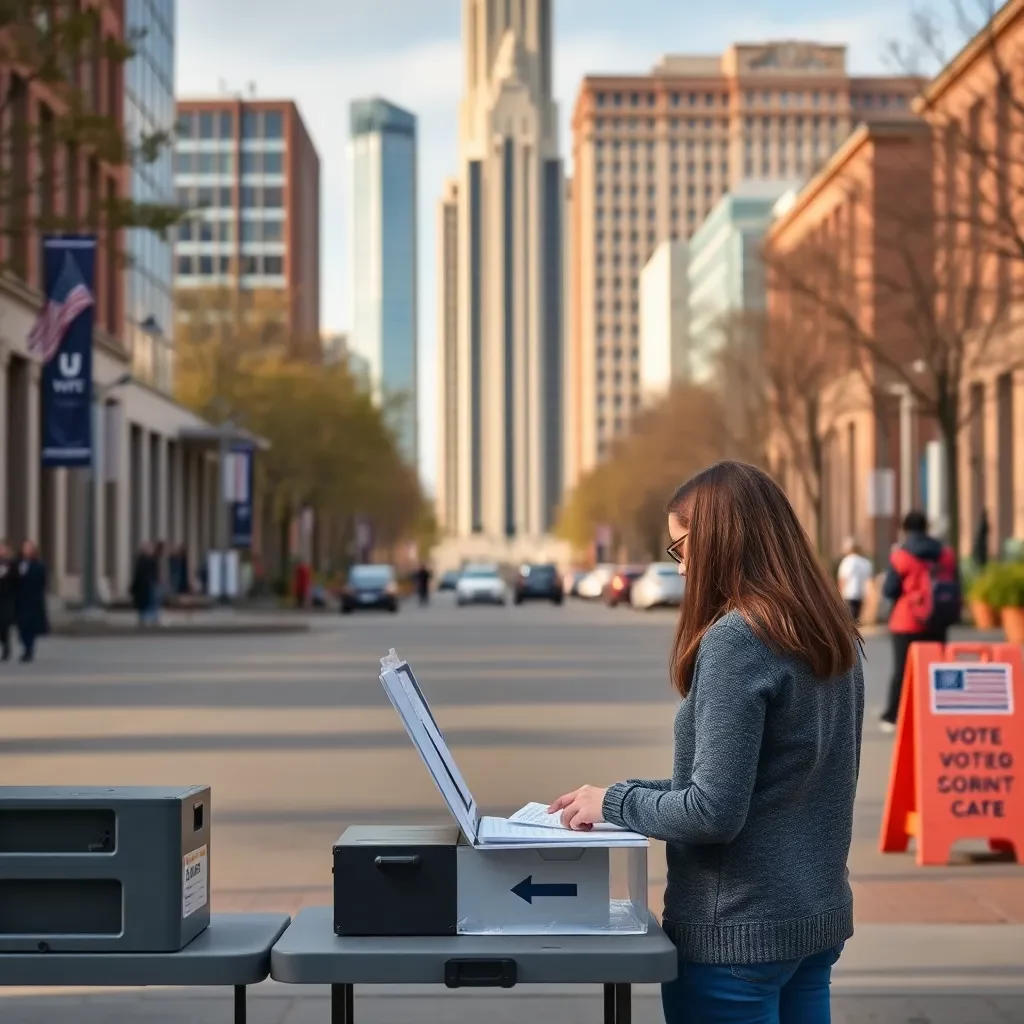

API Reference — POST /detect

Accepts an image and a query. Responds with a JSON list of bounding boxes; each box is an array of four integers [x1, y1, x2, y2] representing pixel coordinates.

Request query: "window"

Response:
[[264, 255, 283, 275], [242, 254, 258, 275], [177, 112, 194, 138], [174, 151, 192, 173], [217, 221, 234, 242], [199, 220, 213, 242], [197, 186, 214, 206], [242, 151, 261, 173], [263, 151, 284, 174], [176, 254, 192, 274], [199, 255, 213, 274], [177, 220, 192, 241], [242, 186, 258, 206], [197, 152, 215, 174], [264, 111, 284, 138], [241, 220, 260, 242], [218, 255, 231, 274], [199, 112, 214, 138], [218, 152, 234, 174], [218, 186, 233, 206], [596, 91, 605, 106], [242, 110, 260, 138], [262, 220, 282, 240], [219, 111, 234, 138]]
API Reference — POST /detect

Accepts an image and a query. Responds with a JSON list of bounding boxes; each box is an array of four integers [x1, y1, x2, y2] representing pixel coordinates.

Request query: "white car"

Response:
[[630, 562, 685, 610], [455, 564, 508, 606], [577, 564, 614, 600]]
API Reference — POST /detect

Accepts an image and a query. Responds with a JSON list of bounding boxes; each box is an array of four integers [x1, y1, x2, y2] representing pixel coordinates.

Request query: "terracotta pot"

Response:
[[970, 600, 999, 631], [1001, 605, 1024, 645]]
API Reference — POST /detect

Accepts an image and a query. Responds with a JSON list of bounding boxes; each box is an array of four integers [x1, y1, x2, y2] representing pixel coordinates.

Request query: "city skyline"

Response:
[[176, 0, 917, 487]]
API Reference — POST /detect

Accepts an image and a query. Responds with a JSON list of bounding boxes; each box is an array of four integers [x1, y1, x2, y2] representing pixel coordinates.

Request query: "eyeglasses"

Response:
[[666, 533, 688, 564]]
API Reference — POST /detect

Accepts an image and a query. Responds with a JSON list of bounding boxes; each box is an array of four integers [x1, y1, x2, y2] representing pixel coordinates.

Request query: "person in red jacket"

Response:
[[880, 510, 961, 731]]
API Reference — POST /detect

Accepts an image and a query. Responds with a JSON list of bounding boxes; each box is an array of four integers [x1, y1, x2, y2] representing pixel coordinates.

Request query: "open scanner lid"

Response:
[[379, 649, 480, 843]]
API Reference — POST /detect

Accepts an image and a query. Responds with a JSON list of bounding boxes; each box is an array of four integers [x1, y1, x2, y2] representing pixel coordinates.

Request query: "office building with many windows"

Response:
[[173, 98, 321, 344], [348, 98, 418, 466], [565, 41, 922, 487], [124, 0, 176, 393]]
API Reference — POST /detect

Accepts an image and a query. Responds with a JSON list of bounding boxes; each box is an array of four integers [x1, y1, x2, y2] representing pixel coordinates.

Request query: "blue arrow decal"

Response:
[[511, 875, 578, 904]]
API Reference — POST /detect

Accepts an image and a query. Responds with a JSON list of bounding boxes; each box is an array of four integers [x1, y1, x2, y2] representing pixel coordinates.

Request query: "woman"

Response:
[[14, 540, 49, 663], [549, 462, 864, 1024]]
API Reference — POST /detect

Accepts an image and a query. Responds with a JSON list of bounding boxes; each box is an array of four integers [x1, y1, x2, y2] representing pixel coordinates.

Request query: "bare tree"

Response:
[[763, 113, 1024, 556]]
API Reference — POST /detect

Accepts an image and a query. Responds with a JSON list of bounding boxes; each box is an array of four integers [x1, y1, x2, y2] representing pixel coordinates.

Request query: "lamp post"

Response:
[[81, 371, 131, 613]]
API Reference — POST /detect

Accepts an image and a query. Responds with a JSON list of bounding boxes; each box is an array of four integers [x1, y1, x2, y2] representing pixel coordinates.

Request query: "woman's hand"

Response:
[[547, 785, 608, 831]]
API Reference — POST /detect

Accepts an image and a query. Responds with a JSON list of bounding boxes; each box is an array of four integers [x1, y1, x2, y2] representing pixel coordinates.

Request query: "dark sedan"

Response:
[[341, 564, 399, 614], [603, 566, 645, 608], [514, 563, 563, 605], [437, 569, 460, 592]]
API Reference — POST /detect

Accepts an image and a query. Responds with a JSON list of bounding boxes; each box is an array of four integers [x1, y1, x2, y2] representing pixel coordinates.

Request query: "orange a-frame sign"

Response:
[[879, 642, 1024, 866]]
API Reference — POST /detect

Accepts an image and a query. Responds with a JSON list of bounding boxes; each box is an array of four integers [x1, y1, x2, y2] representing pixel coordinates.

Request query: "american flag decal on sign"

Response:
[[27, 250, 95, 364], [930, 663, 1014, 715]]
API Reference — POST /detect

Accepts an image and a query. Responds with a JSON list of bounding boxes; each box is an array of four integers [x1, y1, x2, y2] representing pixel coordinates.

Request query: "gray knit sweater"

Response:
[[603, 610, 864, 965]]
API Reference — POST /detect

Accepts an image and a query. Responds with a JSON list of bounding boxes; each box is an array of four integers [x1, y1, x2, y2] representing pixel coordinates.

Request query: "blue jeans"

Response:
[[662, 944, 844, 1024]]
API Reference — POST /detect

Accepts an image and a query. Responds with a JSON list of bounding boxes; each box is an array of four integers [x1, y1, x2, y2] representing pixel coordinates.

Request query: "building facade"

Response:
[[435, 0, 565, 549], [174, 98, 321, 345], [348, 98, 418, 466], [687, 178, 799, 379], [435, 177, 460, 535], [638, 240, 689, 403], [0, 0, 233, 605], [566, 42, 922, 487], [764, 119, 942, 561]]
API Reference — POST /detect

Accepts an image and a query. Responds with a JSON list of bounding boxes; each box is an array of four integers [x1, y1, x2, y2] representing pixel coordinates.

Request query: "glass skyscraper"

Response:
[[348, 98, 418, 467], [123, 0, 176, 393]]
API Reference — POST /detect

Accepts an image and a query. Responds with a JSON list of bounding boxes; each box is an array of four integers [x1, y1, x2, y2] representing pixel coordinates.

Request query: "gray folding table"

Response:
[[0, 912, 289, 1023], [270, 906, 677, 1024]]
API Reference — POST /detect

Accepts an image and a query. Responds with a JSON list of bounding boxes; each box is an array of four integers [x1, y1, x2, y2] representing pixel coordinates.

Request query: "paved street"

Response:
[[1, 597, 1023, 1022]]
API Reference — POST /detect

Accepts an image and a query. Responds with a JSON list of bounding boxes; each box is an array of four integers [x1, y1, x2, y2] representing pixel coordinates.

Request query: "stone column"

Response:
[[154, 434, 169, 542], [170, 442, 185, 546], [25, 361, 41, 546], [138, 429, 151, 546], [114, 407, 132, 596], [0, 346, 8, 541]]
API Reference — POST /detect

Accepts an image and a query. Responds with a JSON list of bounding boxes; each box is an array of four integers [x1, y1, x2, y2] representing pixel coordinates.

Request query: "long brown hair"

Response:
[[667, 461, 860, 697]]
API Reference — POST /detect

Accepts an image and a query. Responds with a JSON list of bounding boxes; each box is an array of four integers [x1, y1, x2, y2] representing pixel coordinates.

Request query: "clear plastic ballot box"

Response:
[[332, 650, 650, 938]]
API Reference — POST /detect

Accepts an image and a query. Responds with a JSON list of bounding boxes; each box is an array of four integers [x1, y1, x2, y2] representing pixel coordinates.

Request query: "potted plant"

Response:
[[991, 563, 1024, 645], [967, 564, 1001, 631]]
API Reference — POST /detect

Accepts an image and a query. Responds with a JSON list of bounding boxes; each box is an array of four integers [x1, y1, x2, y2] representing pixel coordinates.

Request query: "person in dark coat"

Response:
[[131, 543, 159, 626], [0, 539, 16, 662], [972, 509, 991, 568], [415, 563, 432, 606], [14, 540, 48, 663]]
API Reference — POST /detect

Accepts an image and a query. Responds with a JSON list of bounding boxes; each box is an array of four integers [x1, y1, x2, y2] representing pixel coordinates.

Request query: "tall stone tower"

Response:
[[436, 0, 564, 547]]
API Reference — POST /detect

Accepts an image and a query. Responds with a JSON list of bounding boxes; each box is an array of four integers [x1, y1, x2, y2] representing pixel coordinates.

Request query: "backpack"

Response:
[[904, 551, 962, 632]]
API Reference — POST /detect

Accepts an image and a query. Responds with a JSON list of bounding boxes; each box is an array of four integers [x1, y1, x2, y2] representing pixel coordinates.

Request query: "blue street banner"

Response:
[[228, 445, 255, 548], [29, 236, 97, 468]]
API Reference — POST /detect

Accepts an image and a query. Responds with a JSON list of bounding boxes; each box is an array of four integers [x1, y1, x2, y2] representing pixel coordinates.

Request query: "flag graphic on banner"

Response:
[[27, 250, 95, 363], [930, 664, 1014, 714]]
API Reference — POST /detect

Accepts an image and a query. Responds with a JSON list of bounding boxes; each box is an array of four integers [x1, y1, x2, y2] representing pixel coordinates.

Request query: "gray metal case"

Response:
[[0, 785, 211, 952]]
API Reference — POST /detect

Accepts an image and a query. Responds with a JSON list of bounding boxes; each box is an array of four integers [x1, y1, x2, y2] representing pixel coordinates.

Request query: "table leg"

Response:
[[233, 984, 246, 1024], [602, 983, 631, 1024], [331, 982, 354, 1024]]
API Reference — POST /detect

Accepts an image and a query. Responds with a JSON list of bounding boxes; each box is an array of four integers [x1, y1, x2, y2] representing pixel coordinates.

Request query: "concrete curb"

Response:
[[51, 622, 310, 638]]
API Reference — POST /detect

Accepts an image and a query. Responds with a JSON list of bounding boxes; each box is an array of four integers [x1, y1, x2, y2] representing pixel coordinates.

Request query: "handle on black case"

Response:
[[373, 855, 421, 868]]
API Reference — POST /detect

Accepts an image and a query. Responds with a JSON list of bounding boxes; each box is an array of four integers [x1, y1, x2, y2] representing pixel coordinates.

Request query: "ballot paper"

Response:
[[507, 801, 628, 832], [378, 649, 648, 850]]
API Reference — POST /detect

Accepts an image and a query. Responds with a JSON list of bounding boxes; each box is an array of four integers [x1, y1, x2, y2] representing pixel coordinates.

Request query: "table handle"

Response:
[[444, 957, 517, 988], [373, 855, 421, 868]]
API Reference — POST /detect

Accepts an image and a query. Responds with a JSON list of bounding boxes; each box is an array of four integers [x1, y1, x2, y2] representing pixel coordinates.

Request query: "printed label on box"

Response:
[[183, 844, 208, 918]]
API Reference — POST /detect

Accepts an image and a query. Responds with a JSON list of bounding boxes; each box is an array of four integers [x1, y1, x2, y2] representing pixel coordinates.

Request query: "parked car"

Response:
[[514, 563, 563, 605], [341, 563, 398, 614], [438, 569, 460, 592], [563, 569, 587, 597], [630, 562, 685, 610], [603, 566, 645, 607], [455, 563, 508, 606], [577, 564, 614, 600]]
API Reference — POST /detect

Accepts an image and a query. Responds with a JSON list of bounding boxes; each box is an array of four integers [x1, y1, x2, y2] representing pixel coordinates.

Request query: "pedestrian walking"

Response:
[[879, 510, 961, 731], [547, 461, 864, 1024], [415, 563, 432, 606], [14, 540, 49, 663], [0, 539, 16, 662], [131, 543, 159, 626], [836, 537, 874, 624]]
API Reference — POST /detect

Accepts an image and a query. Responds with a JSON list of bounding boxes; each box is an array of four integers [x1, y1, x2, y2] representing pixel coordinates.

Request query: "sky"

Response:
[[176, 0, 927, 491]]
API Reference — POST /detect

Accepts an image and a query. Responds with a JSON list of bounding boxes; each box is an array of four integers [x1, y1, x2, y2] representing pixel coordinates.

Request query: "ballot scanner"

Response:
[[332, 650, 649, 938]]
